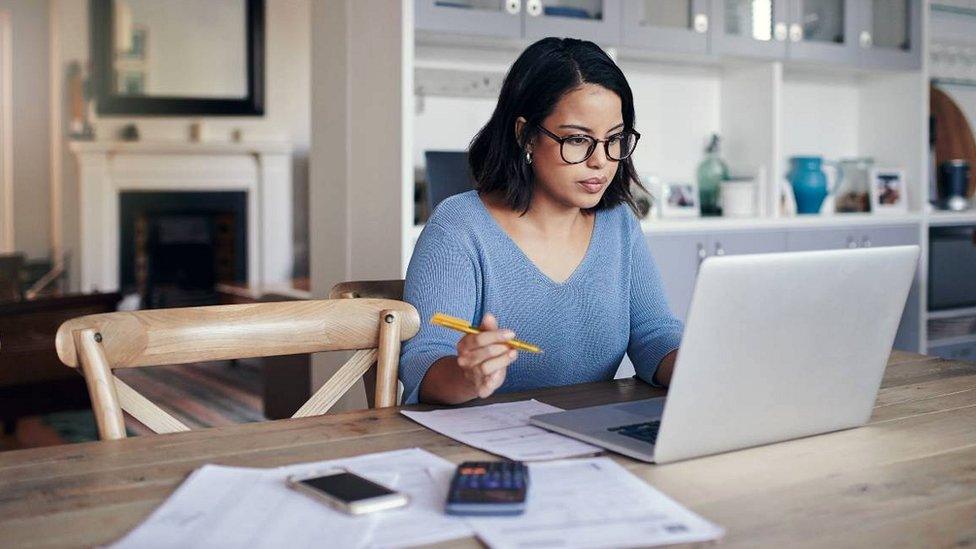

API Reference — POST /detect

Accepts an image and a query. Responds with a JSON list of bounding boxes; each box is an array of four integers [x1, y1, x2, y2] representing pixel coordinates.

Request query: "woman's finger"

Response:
[[460, 344, 512, 370]]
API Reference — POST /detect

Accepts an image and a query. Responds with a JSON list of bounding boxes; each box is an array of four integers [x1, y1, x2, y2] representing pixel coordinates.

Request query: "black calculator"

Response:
[[445, 461, 529, 516]]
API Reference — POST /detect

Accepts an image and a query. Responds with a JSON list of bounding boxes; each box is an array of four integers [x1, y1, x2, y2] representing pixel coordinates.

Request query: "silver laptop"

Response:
[[530, 246, 920, 464]]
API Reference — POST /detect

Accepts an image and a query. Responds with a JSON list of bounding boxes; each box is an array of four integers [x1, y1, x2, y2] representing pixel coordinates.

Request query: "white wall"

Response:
[[413, 48, 723, 191], [0, 0, 50, 260], [51, 0, 310, 289]]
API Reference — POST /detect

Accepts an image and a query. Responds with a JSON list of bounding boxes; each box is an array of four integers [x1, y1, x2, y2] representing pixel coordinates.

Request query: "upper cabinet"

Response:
[[712, 0, 789, 59], [415, 0, 921, 71], [785, 0, 859, 64], [524, 0, 622, 44], [621, 0, 709, 55], [415, 0, 621, 45], [414, 0, 523, 39], [857, 0, 922, 70]]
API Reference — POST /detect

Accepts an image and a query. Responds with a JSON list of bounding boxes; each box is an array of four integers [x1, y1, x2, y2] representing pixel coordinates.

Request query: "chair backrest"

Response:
[[330, 280, 406, 407], [55, 298, 419, 441]]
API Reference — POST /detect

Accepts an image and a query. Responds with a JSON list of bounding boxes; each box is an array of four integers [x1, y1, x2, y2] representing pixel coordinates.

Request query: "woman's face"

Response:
[[524, 83, 624, 211]]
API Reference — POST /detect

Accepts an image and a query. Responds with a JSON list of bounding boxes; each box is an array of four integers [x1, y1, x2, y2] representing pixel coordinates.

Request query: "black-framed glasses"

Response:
[[535, 125, 640, 164]]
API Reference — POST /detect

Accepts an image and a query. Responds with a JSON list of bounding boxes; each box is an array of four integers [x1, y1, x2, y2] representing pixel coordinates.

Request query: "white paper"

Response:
[[466, 457, 725, 549], [110, 448, 472, 549], [401, 400, 602, 461]]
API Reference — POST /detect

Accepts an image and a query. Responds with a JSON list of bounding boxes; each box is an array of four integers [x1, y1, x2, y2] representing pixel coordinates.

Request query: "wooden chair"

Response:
[[55, 298, 419, 441], [330, 280, 406, 407], [330, 279, 404, 300]]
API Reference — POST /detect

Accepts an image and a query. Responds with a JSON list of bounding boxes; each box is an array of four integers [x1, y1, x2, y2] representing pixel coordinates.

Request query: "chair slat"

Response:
[[114, 376, 190, 435], [293, 349, 378, 418], [56, 299, 418, 369]]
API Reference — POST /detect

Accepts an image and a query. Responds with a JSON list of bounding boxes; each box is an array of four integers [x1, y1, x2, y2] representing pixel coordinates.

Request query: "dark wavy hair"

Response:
[[468, 37, 643, 214]]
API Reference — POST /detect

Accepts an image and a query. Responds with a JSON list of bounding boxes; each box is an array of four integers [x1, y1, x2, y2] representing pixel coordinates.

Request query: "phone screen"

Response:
[[299, 472, 395, 503]]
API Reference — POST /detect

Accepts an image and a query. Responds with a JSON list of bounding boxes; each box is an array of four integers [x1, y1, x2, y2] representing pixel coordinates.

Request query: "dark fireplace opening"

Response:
[[120, 191, 247, 309]]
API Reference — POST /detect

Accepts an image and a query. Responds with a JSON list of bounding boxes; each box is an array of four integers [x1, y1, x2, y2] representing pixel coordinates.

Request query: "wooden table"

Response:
[[1, 351, 974, 548]]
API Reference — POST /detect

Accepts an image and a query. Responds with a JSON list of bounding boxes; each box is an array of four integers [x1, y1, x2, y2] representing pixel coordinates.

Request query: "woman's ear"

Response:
[[514, 116, 529, 150]]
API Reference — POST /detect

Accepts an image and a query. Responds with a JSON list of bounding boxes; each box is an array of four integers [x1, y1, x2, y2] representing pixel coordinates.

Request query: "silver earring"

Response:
[[525, 150, 533, 164]]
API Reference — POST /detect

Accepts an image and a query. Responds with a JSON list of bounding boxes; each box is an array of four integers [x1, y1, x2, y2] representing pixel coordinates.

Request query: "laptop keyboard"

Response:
[[608, 420, 661, 444]]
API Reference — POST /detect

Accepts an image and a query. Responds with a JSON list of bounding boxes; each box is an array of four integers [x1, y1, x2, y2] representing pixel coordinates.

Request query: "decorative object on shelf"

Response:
[[832, 157, 874, 213], [719, 177, 756, 218], [118, 123, 139, 141], [787, 156, 829, 215], [778, 179, 797, 217], [696, 134, 729, 216], [930, 86, 976, 198], [189, 120, 207, 142], [938, 159, 972, 211], [659, 182, 700, 219], [66, 61, 94, 140], [869, 167, 909, 214]]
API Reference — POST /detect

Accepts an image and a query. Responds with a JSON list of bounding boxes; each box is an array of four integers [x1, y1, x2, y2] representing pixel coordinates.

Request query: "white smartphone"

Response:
[[286, 470, 409, 515]]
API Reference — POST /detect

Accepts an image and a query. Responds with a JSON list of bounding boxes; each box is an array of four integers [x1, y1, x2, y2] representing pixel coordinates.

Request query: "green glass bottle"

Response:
[[697, 134, 729, 216]]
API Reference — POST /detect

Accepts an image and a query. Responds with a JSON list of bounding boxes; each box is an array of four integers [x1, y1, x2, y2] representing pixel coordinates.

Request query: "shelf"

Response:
[[640, 213, 923, 234], [931, 77, 976, 89], [925, 210, 976, 226], [928, 306, 976, 320], [931, 3, 976, 19]]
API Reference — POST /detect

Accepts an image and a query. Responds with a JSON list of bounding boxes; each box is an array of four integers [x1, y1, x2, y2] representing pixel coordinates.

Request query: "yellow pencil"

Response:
[[431, 312, 542, 354]]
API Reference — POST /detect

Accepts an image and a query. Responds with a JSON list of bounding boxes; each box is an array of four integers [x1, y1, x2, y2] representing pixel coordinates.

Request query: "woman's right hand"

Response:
[[455, 313, 518, 399]]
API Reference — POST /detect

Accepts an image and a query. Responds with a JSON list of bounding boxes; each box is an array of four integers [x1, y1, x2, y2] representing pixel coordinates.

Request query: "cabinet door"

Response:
[[621, 0, 709, 55], [415, 0, 523, 38], [786, 227, 859, 251], [786, 0, 859, 66], [646, 232, 708, 322], [523, 0, 621, 44], [860, 225, 921, 352], [708, 230, 788, 258], [856, 0, 921, 71], [711, 0, 789, 59]]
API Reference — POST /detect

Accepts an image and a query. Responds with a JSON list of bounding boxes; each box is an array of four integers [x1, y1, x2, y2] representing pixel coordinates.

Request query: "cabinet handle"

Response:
[[526, 0, 541, 17], [696, 242, 707, 270], [861, 236, 872, 248], [859, 30, 873, 48], [714, 242, 725, 256], [505, 0, 521, 15], [774, 22, 787, 41], [693, 14, 708, 33], [789, 23, 802, 42], [846, 236, 859, 249]]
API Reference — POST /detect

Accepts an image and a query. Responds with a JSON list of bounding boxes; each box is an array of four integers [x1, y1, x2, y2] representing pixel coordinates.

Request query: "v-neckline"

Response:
[[473, 192, 600, 287]]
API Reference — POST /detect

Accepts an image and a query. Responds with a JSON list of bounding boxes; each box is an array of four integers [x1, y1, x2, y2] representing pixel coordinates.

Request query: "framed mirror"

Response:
[[90, 0, 264, 116]]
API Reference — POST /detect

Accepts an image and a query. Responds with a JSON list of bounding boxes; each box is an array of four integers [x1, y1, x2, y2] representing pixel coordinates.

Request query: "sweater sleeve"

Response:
[[399, 222, 480, 404], [627, 224, 684, 387]]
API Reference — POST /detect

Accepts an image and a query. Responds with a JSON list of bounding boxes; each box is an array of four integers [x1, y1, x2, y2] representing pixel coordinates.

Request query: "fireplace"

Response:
[[120, 191, 247, 308]]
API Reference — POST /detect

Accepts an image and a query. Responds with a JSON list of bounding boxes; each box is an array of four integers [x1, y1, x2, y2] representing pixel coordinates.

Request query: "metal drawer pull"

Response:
[[847, 236, 858, 249]]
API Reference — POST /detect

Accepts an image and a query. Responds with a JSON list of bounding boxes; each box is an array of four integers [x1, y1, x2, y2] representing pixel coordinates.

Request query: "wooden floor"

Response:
[[0, 360, 264, 450]]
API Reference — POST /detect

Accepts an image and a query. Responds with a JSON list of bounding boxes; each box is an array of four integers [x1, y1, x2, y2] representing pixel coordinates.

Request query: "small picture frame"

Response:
[[869, 168, 908, 214], [659, 182, 700, 218]]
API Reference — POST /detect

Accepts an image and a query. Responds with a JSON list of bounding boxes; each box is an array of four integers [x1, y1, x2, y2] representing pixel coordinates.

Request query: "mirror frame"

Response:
[[90, 0, 264, 116]]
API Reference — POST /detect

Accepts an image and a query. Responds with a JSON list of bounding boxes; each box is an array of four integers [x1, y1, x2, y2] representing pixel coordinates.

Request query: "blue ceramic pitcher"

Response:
[[788, 156, 828, 215]]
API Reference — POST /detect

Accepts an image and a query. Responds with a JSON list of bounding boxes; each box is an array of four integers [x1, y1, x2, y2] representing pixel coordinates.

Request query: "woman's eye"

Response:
[[566, 136, 591, 146]]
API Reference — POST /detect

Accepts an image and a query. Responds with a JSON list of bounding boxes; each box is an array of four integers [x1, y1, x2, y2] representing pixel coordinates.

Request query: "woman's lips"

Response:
[[577, 177, 606, 194]]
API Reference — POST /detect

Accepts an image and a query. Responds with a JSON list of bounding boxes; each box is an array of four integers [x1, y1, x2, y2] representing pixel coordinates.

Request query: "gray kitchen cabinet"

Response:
[[856, 0, 921, 71], [621, 0, 710, 55], [928, 339, 976, 363], [786, 224, 921, 352], [415, 0, 523, 38], [785, 0, 859, 66], [711, 0, 789, 59], [647, 229, 788, 322], [524, 0, 621, 44]]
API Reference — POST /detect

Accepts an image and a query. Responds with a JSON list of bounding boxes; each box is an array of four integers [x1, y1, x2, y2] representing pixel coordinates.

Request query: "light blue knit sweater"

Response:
[[399, 191, 683, 404]]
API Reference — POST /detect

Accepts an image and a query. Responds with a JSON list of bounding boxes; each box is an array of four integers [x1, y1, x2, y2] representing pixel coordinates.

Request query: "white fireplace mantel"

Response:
[[69, 140, 293, 293]]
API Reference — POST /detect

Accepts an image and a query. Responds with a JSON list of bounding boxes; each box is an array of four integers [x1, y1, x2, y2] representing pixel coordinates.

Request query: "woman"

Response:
[[400, 37, 682, 405]]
